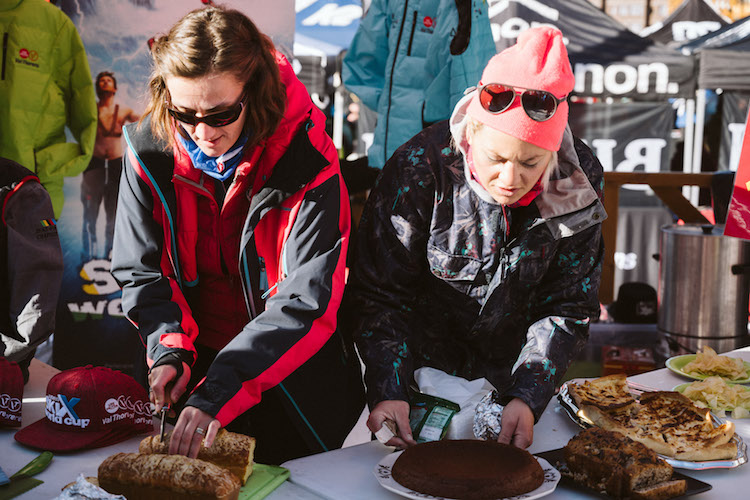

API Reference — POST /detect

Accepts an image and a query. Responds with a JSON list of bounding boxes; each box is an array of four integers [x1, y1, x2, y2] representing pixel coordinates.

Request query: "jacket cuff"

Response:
[[366, 369, 410, 409], [184, 382, 229, 423], [502, 377, 556, 423], [147, 333, 197, 369]]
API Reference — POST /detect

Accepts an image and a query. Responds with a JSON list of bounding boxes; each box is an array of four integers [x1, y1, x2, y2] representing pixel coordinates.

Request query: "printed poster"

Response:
[[53, 0, 294, 377]]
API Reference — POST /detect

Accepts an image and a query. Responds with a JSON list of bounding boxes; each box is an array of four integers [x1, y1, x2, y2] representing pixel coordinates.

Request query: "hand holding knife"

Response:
[[158, 380, 175, 443]]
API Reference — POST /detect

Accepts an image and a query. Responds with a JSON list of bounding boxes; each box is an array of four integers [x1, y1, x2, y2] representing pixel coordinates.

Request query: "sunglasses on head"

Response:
[[167, 97, 245, 128], [475, 83, 567, 122]]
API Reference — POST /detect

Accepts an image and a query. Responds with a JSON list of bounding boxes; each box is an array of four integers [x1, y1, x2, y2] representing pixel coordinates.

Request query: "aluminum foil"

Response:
[[54, 474, 126, 500], [472, 390, 504, 440]]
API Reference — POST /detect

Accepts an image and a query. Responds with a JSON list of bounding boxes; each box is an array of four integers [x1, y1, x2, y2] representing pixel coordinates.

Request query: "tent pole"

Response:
[[691, 89, 707, 206], [683, 97, 695, 202], [333, 69, 344, 154]]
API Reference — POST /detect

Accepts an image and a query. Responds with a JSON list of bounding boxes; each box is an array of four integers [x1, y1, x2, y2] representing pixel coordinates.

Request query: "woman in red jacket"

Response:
[[111, 6, 364, 464]]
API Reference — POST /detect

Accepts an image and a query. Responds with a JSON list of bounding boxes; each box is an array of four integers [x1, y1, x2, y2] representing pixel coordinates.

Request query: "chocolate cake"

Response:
[[391, 439, 544, 500]]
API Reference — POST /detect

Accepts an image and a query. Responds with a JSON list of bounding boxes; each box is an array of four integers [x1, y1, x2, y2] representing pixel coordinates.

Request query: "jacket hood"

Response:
[[449, 91, 602, 225]]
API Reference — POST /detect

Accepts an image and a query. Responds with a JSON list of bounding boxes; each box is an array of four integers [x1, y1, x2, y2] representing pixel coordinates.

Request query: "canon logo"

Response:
[[574, 62, 679, 96]]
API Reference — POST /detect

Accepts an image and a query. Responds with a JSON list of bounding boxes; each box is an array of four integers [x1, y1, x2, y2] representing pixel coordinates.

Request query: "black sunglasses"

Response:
[[476, 83, 567, 122], [167, 97, 245, 128]]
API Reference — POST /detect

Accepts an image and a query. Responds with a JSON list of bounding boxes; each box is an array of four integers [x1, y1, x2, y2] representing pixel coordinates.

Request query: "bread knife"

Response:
[[159, 405, 169, 443]]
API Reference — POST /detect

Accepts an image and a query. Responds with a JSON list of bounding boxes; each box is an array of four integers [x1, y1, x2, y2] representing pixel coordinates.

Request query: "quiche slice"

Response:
[[580, 390, 737, 461], [567, 373, 636, 410]]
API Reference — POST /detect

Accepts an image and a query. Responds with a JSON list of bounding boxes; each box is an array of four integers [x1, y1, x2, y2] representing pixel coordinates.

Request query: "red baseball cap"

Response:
[[14, 365, 153, 451], [0, 358, 23, 427]]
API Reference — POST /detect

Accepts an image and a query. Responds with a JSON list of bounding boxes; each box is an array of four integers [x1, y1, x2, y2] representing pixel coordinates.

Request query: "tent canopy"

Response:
[[681, 15, 750, 91], [294, 0, 362, 57], [642, 0, 728, 46], [488, 0, 697, 99]]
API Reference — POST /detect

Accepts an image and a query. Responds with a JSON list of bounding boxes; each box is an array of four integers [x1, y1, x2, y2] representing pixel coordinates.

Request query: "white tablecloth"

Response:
[[282, 347, 750, 499], [8, 349, 750, 499]]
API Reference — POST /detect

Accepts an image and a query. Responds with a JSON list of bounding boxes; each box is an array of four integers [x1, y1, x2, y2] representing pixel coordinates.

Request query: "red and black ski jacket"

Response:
[[111, 54, 364, 452]]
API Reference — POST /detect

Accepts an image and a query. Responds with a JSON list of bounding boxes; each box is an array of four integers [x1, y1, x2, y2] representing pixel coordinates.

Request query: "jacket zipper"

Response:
[[2, 33, 8, 80], [384, 0, 410, 158], [406, 11, 417, 56]]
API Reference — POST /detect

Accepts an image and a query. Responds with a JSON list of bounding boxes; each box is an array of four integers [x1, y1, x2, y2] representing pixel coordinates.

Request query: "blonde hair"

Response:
[[141, 5, 285, 149], [464, 117, 558, 191]]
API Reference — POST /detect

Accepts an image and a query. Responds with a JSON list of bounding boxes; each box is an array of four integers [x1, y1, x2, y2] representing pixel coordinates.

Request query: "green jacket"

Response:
[[0, 0, 96, 217]]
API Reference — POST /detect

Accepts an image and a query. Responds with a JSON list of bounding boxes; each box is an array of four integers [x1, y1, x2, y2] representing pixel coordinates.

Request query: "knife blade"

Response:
[[0, 466, 8, 486], [159, 405, 169, 443]]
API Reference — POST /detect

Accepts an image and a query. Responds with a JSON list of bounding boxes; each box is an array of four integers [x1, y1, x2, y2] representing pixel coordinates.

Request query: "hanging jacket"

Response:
[[111, 53, 364, 452], [343, 0, 495, 168], [0, 157, 63, 382], [0, 0, 97, 218], [344, 93, 606, 420]]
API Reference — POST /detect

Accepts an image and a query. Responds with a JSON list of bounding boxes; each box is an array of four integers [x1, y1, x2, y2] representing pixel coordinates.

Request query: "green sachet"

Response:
[[409, 392, 461, 443]]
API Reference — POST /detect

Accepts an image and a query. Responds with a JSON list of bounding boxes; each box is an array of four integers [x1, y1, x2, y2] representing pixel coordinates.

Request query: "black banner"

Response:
[[569, 101, 674, 176], [488, 0, 697, 99], [569, 101, 674, 293], [720, 91, 750, 171]]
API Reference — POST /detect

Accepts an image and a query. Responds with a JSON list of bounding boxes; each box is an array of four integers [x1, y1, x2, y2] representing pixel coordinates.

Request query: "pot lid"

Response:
[[661, 223, 725, 237]]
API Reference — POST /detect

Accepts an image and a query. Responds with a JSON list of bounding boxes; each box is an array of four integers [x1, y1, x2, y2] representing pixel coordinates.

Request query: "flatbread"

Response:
[[567, 374, 636, 410], [570, 377, 737, 461]]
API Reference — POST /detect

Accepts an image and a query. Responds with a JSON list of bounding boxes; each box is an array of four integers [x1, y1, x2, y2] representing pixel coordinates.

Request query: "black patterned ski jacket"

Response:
[[345, 98, 607, 421]]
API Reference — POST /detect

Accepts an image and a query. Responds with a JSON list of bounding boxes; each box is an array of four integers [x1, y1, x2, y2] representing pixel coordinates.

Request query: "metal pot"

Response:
[[657, 224, 750, 350]]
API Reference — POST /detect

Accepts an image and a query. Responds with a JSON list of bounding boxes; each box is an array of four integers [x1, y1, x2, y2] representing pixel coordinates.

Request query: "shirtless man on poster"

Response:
[[81, 71, 139, 261]]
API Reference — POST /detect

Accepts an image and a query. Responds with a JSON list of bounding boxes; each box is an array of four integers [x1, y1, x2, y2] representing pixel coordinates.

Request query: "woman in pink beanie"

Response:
[[344, 26, 606, 449]]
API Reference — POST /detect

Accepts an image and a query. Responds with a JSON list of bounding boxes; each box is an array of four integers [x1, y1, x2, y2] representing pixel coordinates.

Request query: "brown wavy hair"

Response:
[[141, 5, 285, 149]]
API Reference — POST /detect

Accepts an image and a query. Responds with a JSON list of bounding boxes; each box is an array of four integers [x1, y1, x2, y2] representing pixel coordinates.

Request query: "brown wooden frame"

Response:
[[600, 172, 715, 304]]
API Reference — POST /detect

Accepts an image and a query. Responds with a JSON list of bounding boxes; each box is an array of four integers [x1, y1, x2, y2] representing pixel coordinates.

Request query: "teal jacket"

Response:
[[0, 0, 96, 217], [343, 0, 495, 168]]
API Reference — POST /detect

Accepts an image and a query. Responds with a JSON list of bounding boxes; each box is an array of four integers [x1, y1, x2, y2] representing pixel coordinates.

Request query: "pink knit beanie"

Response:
[[466, 26, 574, 151]]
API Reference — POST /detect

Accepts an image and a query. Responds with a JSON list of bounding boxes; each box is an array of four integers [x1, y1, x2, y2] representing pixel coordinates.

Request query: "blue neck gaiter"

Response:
[[178, 132, 249, 182]]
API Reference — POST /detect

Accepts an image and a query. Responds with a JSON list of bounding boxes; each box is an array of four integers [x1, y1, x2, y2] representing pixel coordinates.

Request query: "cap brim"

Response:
[[14, 417, 147, 452]]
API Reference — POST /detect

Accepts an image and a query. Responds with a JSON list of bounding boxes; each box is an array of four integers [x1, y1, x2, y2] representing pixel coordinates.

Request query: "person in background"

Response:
[[0, 0, 96, 218], [111, 5, 364, 465], [345, 27, 605, 449], [343, 0, 495, 169], [81, 71, 140, 261], [0, 157, 64, 384]]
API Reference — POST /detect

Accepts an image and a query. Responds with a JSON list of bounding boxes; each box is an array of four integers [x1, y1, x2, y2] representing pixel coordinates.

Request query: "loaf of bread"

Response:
[[563, 428, 687, 500], [139, 428, 255, 484], [98, 452, 241, 500]]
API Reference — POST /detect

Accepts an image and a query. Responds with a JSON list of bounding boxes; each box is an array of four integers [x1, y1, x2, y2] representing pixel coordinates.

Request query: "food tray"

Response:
[[535, 447, 711, 499], [557, 381, 748, 470]]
